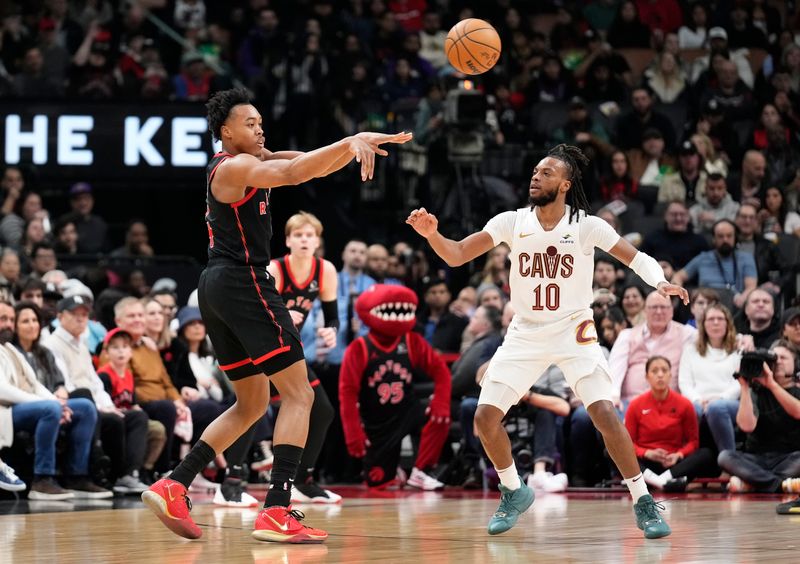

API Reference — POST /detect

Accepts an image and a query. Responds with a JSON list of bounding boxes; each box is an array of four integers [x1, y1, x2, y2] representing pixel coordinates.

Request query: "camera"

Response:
[[734, 349, 777, 381]]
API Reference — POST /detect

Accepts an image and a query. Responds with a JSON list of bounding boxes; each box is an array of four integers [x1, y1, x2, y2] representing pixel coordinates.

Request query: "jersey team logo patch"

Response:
[[575, 319, 598, 345], [309, 280, 319, 292]]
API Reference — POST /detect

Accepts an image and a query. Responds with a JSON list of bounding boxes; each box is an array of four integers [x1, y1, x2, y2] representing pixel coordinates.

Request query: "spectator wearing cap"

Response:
[[49, 278, 107, 361], [641, 201, 710, 269], [69, 25, 117, 100], [111, 220, 154, 258], [167, 306, 226, 404], [61, 182, 108, 254], [689, 173, 740, 236], [690, 26, 754, 88], [96, 328, 163, 492], [626, 128, 677, 187], [777, 308, 800, 353], [550, 96, 612, 159], [658, 139, 709, 204], [615, 87, 677, 151]]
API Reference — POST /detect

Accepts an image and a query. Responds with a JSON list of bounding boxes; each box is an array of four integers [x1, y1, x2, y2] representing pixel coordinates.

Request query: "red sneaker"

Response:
[[141, 478, 202, 539], [251, 505, 328, 544]]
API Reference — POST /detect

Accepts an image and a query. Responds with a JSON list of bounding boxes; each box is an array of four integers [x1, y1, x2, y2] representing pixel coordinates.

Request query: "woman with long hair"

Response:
[[760, 185, 800, 236], [690, 132, 728, 176], [686, 287, 720, 328], [598, 150, 638, 203], [647, 51, 687, 104], [607, 0, 650, 48], [142, 296, 172, 355], [678, 304, 741, 453]]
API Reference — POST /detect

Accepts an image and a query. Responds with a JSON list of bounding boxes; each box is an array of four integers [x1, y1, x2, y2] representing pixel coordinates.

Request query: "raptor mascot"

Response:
[[339, 284, 452, 490]]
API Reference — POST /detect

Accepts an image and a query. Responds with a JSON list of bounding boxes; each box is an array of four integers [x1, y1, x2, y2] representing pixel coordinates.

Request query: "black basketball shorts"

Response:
[[198, 259, 305, 381]]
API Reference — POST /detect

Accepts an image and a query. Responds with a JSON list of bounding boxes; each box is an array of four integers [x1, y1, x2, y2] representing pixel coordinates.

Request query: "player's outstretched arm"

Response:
[[608, 237, 690, 305], [406, 208, 495, 267]]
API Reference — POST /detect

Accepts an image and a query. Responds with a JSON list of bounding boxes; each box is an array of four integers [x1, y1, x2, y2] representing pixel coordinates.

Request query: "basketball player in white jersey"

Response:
[[406, 144, 688, 539]]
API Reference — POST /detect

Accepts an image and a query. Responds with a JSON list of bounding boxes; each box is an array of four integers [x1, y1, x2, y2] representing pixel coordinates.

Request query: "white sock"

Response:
[[496, 463, 521, 490], [624, 472, 650, 501], [642, 468, 666, 489], [658, 470, 673, 482]]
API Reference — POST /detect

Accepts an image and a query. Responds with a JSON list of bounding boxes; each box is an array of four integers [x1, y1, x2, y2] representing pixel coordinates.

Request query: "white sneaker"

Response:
[[406, 467, 444, 491], [0, 460, 26, 492], [113, 472, 149, 494], [189, 473, 219, 493], [527, 471, 551, 490], [728, 476, 753, 493], [527, 471, 568, 493], [213, 482, 258, 507], [291, 483, 343, 504], [250, 441, 274, 472]]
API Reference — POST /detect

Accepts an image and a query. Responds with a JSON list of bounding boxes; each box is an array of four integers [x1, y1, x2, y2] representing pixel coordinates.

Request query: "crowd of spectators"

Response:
[[2, 0, 800, 500]]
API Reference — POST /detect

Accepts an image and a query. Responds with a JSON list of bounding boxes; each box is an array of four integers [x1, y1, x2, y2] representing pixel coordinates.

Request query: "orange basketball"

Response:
[[445, 18, 502, 75]]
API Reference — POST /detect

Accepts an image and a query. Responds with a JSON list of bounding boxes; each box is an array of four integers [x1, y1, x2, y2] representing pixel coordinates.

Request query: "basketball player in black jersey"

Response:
[[267, 211, 341, 504], [142, 88, 411, 543]]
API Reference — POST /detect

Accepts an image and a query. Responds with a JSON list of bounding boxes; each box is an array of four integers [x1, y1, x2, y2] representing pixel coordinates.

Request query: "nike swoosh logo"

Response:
[[267, 514, 291, 532], [632, 475, 642, 482], [519, 232, 536, 239]]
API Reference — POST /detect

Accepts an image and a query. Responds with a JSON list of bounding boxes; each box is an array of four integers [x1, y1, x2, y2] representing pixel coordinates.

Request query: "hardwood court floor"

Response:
[[1, 489, 799, 563]]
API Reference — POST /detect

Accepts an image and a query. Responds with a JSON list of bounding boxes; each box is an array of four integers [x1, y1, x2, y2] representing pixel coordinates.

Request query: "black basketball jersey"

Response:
[[274, 255, 324, 331], [358, 334, 414, 424], [205, 152, 273, 266]]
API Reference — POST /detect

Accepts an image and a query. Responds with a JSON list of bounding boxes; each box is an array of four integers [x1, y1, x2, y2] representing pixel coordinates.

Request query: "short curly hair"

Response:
[[206, 88, 253, 142]]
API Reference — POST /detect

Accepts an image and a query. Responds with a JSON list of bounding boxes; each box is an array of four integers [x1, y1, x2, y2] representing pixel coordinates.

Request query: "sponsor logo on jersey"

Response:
[[397, 342, 407, 355], [560, 233, 574, 244], [309, 280, 319, 292]]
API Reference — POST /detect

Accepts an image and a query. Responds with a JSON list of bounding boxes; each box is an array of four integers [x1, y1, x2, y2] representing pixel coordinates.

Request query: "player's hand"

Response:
[[317, 326, 337, 348], [663, 452, 682, 468], [345, 431, 370, 458], [406, 208, 439, 239], [425, 402, 451, 425], [656, 281, 689, 305], [347, 137, 390, 181], [355, 131, 413, 147], [288, 310, 305, 327]]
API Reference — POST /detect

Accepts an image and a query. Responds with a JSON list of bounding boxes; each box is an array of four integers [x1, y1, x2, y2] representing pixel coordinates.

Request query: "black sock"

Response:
[[265, 444, 304, 508], [171, 440, 216, 489]]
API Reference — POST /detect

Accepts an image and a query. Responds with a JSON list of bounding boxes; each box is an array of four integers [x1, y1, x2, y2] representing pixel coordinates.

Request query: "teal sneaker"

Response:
[[633, 494, 672, 539], [487, 479, 535, 535]]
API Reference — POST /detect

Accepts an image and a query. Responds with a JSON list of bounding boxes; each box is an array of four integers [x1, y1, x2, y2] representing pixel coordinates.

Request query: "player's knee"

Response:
[[586, 400, 619, 435], [282, 380, 314, 410], [474, 404, 502, 434]]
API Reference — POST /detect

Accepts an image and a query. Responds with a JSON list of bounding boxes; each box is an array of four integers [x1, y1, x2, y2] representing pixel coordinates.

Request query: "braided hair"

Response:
[[547, 144, 591, 224], [206, 88, 253, 142]]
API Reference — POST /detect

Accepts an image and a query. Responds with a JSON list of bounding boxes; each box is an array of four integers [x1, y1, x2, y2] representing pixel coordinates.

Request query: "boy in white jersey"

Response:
[[407, 144, 689, 539]]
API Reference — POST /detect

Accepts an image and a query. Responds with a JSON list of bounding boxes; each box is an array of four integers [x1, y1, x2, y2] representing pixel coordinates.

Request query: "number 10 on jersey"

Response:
[[532, 283, 560, 311]]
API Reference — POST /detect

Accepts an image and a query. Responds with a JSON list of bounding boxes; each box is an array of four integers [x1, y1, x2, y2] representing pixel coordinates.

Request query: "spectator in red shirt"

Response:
[[635, 0, 683, 36], [625, 356, 718, 491]]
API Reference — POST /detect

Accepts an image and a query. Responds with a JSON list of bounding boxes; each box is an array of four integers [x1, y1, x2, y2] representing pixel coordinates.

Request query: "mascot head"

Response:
[[355, 284, 418, 337]]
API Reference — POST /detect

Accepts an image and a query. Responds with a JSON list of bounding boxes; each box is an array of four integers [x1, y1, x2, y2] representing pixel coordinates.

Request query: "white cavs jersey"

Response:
[[483, 205, 620, 324]]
